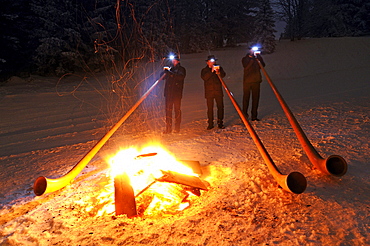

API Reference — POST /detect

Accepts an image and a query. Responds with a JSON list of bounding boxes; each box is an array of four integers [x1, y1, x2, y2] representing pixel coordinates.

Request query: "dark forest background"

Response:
[[1, 0, 369, 82]]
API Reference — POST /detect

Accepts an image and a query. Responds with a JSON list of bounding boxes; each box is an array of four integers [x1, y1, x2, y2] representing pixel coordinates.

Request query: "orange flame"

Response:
[[98, 143, 200, 217]]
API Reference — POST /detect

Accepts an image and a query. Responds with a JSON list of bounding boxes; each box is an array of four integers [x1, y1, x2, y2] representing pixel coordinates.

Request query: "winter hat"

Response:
[[206, 55, 217, 61]]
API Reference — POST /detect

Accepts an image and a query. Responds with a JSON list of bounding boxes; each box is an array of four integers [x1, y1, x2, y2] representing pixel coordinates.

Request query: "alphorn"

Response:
[[256, 60, 347, 176], [217, 74, 307, 194], [33, 73, 166, 196]]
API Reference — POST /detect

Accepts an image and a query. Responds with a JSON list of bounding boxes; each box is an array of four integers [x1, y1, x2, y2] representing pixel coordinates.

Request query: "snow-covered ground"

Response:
[[0, 37, 369, 245]]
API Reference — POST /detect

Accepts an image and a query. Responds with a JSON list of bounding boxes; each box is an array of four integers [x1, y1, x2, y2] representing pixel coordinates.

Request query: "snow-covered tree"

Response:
[[170, 0, 256, 53], [0, 0, 38, 80], [329, 0, 370, 36], [277, 0, 370, 39], [253, 0, 276, 54], [30, 0, 118, 75], [275, 0, 310, 40]]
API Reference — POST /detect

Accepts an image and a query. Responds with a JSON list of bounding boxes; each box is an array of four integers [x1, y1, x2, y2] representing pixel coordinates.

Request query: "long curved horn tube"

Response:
[[257, 60, 347, 176], [33, 74, 167, 196], [217, 74, 307, 194]]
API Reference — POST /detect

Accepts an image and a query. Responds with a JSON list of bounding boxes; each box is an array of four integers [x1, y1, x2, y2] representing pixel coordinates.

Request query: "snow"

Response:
[[0, 37, 369, 245]]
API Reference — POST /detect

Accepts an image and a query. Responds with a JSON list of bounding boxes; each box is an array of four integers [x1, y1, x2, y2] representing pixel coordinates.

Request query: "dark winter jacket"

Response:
[[242, 54, 265, 84], [163, 63, 186, 99], [201, 65, 226, 98]]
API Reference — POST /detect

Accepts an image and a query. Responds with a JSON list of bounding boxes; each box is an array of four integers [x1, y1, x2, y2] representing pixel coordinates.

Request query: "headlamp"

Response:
[[209, 58, 215, 62], [252, 46, 261, 56], [169, 54, 175, 60]]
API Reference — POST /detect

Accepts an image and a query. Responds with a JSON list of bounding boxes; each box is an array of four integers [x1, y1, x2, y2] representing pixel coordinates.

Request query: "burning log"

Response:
[[114, 172, 137, 217], [110, 149, 207, 217], [157, 170, 208, 190], [179, 160, 203, 175], [141, 183, 191, 216], [131, 172, 205, 217]]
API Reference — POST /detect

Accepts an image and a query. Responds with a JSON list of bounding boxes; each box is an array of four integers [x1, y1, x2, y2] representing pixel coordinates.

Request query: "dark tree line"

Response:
[[274, 0, 370, 40], [0, 0, 278, 81], [1, 0, 368, 81]]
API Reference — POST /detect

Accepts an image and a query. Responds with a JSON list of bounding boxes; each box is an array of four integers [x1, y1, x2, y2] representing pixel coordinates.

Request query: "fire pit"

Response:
[[108, 144, 208, 218]]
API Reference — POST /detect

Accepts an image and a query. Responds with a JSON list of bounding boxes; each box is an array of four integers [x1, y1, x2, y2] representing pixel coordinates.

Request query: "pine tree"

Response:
[[335, 0, 370, 36], [172, 0, 208, 53], [172, 0, 257, 52], [29, 0, 118, 75], [253, 0, 276, 54], [219, 0, 257, 47], [137, 0, 175, 60], [0, 0, 39, 80], [282, 0, 370, 38]]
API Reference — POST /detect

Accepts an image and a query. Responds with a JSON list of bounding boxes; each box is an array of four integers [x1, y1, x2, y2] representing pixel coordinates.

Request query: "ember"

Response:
[[105, 144, 207, 217]]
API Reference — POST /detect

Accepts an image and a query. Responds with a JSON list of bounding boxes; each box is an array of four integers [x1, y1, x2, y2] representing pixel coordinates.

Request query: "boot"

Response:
[[217, 120, 225, 129], [207, 119, 213, 130]]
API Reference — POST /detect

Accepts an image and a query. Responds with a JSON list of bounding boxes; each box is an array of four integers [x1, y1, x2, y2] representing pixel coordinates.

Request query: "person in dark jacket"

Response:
[[201, 55, 226, 130], [242, 47, 266, 121], [162, 55, 186, 134]]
